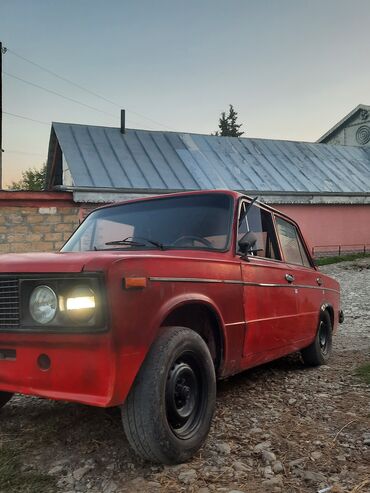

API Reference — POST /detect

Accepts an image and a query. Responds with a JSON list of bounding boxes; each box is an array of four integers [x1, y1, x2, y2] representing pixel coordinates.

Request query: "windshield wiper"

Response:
[[105, 236, 165, 250]]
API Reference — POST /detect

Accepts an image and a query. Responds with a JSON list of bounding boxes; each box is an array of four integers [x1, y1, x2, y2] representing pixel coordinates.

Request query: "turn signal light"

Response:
[[124, 277, 147, 289]]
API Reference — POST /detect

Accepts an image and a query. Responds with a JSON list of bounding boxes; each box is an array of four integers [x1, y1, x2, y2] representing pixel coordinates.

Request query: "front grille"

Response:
[[0, 278, 20, 329]]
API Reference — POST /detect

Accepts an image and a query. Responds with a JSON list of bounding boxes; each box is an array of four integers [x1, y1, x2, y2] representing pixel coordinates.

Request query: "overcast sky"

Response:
[[1, 0, 370, 187]]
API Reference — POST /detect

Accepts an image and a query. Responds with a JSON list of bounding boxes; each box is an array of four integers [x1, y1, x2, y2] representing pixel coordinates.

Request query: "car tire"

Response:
[[121, 326, 216, 464], [301, 310, 332, 366], [0, 392, 13, 409]]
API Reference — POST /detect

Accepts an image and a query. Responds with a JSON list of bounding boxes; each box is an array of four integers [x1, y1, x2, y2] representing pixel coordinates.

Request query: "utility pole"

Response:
[[0, 41, 3, 189], [0, 42, 5, 189]]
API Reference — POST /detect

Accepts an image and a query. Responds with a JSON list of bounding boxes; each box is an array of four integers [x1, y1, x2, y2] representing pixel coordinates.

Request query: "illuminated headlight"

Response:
[[64, 286, 96, 322], [29, 285, 58, 324]]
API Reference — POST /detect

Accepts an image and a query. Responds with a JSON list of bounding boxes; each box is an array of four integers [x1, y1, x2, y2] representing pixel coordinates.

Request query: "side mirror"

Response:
[[238, 231, 258, 254]]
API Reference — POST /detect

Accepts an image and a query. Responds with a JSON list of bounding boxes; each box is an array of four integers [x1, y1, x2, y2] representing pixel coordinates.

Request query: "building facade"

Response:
[[318, 104, 370, 147]]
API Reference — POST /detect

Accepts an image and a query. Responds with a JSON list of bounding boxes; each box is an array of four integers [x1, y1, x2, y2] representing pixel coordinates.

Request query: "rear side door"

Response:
[[275, 216, 323, 342], [238, 202, 300, 362]]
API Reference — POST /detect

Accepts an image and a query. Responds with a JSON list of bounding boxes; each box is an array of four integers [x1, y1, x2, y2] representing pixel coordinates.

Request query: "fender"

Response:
[[151, 292, 228, 369], [109, 292, 229, 406]]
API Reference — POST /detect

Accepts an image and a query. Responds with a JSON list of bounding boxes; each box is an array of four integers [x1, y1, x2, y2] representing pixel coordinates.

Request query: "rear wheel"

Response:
[[0, 392, 13, 409], [121, 326, 216, 464], [301, 310, 332, 366]]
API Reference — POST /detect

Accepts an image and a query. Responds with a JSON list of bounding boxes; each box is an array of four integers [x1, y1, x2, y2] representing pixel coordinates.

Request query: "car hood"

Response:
[[0, 249, 222, 274], [0, 251, 134, 274]]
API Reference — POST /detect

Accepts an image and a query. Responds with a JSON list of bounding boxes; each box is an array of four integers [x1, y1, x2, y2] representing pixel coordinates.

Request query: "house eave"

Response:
[[53, 186, 370, 205]]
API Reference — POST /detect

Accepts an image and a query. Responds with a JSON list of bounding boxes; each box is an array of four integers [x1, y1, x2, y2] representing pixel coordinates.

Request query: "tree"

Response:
[[215, 104, 244, 137], [9, 164, 47, 191]]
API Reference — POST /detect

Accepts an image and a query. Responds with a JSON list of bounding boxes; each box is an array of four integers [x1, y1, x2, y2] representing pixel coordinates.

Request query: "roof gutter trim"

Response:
[[54, 185, 370, 198]]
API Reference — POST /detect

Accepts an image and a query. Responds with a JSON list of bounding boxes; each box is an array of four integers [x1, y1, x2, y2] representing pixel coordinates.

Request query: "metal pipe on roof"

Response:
[[120, 109, 125, 134]]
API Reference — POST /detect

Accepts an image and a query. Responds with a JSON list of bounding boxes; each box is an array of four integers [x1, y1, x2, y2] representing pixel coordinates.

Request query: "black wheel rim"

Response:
[[165, 352, 206, 439], [318, 320, 329, 355]]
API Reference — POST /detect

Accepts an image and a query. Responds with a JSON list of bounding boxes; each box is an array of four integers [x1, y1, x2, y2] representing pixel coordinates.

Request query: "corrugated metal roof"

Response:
[[49, 122, 370, 194]]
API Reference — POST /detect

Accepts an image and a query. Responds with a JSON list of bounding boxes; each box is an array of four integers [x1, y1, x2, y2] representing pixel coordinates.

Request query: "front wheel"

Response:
[[0, 392, 13, 409], [301, 310, 333, 366], [121, 326, 216, 464]]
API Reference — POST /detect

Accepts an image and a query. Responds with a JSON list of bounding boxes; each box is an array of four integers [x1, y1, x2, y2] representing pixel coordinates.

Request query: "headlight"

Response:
[[64, 286, 96, 323], [20, 276, 105, 332], [29, 285, 58, 324]]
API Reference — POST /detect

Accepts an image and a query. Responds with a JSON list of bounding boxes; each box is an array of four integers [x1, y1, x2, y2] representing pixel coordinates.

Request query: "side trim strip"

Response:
[[149, 277, 225, 284], [148, 277, 340, 294]]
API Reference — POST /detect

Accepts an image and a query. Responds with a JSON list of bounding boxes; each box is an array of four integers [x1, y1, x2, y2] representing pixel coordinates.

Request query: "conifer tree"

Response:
[[215, 104, 244, 137]]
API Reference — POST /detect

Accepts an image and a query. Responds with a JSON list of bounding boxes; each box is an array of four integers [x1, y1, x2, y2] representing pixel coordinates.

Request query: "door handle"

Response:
[[285, 273, 295, 283]]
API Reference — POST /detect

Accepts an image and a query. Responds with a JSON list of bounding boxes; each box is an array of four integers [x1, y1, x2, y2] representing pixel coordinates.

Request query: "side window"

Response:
[[238, 203, 281, 260], [276, 217, 311, 267]]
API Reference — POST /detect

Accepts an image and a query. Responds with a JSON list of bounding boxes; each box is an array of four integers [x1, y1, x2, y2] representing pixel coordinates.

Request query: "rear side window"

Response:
[[238, 203, 281, 260], [276, 217, 311, 267]]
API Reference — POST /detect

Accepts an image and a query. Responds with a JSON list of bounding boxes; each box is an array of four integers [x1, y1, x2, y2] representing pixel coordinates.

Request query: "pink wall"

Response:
[[272, 204, 370, 255]]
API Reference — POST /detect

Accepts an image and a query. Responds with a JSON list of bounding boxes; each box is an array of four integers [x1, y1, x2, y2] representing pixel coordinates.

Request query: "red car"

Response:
[[0, 190, 342, 463]]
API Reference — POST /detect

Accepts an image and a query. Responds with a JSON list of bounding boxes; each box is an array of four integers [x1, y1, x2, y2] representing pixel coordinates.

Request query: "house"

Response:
[[45, 113, 370, 256], [318, 104, 370, 146]]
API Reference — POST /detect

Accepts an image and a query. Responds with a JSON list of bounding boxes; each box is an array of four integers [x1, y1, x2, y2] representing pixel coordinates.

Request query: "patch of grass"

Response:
[[355, 363, 370, 385], [316, 252, 370, 266], [0, 446, 56, 493]]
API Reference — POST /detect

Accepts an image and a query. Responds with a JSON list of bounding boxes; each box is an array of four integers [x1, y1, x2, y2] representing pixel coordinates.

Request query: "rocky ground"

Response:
[[0, 258, 369, 493]]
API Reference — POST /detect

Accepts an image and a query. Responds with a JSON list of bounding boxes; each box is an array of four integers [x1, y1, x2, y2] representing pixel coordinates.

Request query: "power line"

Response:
[[6, 47, 176, 131], [3, 111, 50, 125], [4, 71, 117, 119], [7, 48, 119, 107], [4, 109, 143, 129], [4, 73, 144, 127]]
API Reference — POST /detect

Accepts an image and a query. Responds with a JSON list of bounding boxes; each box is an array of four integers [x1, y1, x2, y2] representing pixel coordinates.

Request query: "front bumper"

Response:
[[0, 332, 115, 406]]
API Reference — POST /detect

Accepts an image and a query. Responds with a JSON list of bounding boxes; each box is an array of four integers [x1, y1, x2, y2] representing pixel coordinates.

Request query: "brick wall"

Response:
[[0, 192, 80, 254]]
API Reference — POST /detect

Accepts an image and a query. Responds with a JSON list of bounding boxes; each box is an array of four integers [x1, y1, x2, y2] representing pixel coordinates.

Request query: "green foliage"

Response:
[[215, 104, 244, 137], [315, 252, 370, 266], [355, 363, 370, 384], [9, 164, 46, 191]]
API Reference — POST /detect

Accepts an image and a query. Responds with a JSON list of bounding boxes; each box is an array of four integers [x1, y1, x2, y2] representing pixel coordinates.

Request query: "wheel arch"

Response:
[[320, 303, 334, 328], [159, 297, 226, 375]]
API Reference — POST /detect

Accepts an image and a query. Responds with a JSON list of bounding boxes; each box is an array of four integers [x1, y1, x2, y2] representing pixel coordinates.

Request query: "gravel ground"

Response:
[[1, 258, 369, 493]]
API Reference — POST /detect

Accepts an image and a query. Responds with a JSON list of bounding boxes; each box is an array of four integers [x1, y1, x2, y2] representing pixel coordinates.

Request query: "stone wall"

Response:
[[0, 192, 79, 254]]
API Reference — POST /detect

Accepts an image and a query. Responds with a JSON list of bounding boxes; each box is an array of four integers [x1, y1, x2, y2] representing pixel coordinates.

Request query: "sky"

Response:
[[1, 0, 370, 187]]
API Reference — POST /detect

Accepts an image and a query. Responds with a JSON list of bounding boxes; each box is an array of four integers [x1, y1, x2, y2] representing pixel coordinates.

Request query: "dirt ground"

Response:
[[0, 258, 369, 493]]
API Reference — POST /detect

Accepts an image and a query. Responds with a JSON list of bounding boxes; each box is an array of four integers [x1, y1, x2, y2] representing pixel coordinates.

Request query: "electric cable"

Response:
[[7, 48, 176, 131], [4, 71, 117, 119], [3, 111, 50, 125]]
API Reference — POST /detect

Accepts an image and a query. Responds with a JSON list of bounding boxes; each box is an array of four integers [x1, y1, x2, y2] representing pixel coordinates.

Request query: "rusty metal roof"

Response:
[[48, 122, 370, 195]]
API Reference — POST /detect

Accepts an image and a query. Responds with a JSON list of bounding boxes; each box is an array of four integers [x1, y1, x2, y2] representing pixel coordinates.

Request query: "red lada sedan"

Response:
[[0, 190, 342, 463]]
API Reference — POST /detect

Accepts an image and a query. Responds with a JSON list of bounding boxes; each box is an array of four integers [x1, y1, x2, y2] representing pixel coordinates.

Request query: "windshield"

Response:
[[61, 193, 233, 252]]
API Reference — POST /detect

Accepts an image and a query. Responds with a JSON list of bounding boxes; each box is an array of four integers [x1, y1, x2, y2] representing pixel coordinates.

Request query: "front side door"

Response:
[[238, 202, 300, 365]]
